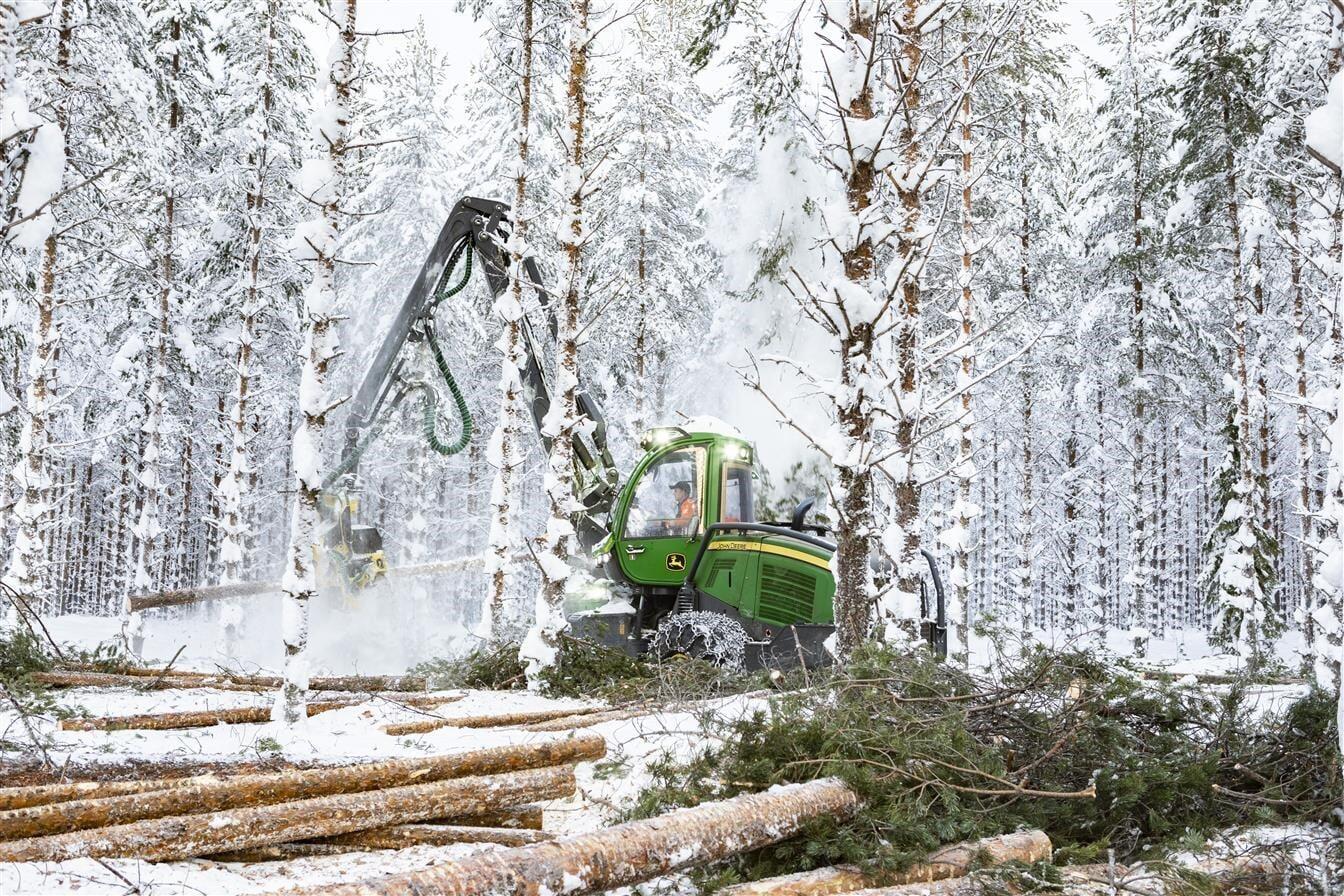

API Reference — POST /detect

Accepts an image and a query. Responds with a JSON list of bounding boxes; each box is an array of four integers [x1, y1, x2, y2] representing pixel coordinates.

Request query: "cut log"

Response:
[[717, 830, 1053, 896], [34, 671, 271, 692], [59, 693, 462, 731], [208, 824, 553, 863], [129, 579, 277, 612], [129, 558, 488, 613], [287, 777, 860, 896], [0, 777, 209, 812], [0, 764, 577, 862], [209, 842, 354, 862], [520, 706, 655, 732], [441, 805, 544, 830], [0, 756, 320, 792], [317, 824, 553, 850], [0, 732, 604, 840], [383, 705, 606, 736], [49, 666, 429, 693]]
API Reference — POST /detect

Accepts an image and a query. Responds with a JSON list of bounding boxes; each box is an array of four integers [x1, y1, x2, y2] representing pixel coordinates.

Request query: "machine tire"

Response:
[[652, 611, 748, 671]]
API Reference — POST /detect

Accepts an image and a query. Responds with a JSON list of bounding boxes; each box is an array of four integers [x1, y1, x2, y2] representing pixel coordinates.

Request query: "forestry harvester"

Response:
[[128, 200, 946, 668], [335, 198, 947, 670]]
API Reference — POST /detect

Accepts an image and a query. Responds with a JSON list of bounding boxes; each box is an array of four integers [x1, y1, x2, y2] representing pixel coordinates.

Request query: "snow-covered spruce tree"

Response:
[[590, 0, 714, 450], [121, 0, 212, 655], [1089, 0, 1176, 655], [0, 0, 69, 623], [522, 0, 600, 687], [1304, 2, 1343, 693], [206, 0, 311, 656], [211, 0, 311, 590], [1165, 0, 1280, 660], [1203, 411, 1280, 662], [276, 0, 359, 725]]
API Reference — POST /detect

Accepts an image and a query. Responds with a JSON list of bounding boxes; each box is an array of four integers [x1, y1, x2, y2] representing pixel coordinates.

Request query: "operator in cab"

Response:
[[663, 480, 697, 535]]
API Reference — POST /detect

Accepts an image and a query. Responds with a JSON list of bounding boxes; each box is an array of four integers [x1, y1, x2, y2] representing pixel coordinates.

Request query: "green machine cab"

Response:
[[569, 420, 938, 671]]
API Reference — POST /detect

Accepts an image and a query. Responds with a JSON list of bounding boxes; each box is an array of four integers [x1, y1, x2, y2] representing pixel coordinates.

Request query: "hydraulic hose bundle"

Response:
[[322, 238, 476, 491]]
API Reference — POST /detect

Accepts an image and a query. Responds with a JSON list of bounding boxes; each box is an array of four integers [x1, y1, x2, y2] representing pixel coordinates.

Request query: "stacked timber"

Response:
[[0, 733, 604, 862]]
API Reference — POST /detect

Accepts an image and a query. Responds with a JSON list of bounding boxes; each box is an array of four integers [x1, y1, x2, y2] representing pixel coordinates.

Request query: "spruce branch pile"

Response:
[[630, 645, 1340, 883]]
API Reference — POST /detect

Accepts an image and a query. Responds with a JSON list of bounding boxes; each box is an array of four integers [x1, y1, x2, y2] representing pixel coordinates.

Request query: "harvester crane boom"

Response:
[[338, 196, 618, 549]]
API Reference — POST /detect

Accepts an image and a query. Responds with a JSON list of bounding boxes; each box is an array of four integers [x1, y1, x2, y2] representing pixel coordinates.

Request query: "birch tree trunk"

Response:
[[484, 0, 535, 641], [277, 0, 357, 724], [523, 0, 588, 685], [887, 0, 926, 638], [2, 0, 69, 625]]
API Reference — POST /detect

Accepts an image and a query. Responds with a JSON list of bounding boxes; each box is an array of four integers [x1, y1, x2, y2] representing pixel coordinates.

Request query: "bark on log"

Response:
[[383, 706, 606, 736], [520, 706, 654, 732], [441, 806, 544, 830], [0, 777, 208, 812], [209, 842, 354, 862], [318, 824, 554, 850], [34, 671, 271, 692], [717, 830, 1053, 896], [0, 756, 320, 791], [0, 765, 577, 862], [211, 823, 554, 862], [129, 579, 277, 612], [50, 666, 429, 693], [288, 777, 861, 896], [0, 733, 604, 840], [59, 693, 462, 731]]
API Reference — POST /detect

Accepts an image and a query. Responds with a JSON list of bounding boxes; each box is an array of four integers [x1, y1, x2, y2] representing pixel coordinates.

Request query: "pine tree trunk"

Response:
[[277, 0, 357, 724], [951, 44, 976, 655], [1289, 187, 1316, 649], [831, 3, 878, 660], [124, 15, 183, 655], [889, 0, 925, 636], [1129, 25, 1149, 654]]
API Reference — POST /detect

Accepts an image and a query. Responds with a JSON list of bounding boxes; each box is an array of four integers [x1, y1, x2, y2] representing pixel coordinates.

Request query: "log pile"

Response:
[[293, 777, 863, 896], [0, 734, 603, 863]]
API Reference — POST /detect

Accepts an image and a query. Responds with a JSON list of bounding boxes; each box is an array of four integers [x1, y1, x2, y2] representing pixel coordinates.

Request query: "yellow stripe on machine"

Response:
[[706, 539, 832, 571]]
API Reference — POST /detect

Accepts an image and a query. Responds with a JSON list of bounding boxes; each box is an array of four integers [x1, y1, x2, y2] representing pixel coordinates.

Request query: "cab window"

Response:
[[624, 448, 704, 538], [721, 462, 755, 524]]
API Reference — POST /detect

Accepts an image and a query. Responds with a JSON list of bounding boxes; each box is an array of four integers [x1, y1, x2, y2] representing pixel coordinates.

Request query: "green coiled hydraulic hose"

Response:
[[321, 238, 476, 492]]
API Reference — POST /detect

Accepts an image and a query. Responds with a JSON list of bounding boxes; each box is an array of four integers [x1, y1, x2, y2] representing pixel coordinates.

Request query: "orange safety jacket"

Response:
[[673, 497, 697, 529]]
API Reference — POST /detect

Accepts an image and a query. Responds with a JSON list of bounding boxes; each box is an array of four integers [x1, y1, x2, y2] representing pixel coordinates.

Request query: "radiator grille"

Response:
[[758, 562, 816, 624]]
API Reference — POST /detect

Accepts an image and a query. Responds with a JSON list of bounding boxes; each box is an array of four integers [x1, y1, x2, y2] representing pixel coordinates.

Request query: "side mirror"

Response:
[[790, 497, 816, 531]]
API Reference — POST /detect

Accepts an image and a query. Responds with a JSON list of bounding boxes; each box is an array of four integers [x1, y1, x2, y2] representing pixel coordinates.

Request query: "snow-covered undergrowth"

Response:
[[627, 642, 1339, 889]]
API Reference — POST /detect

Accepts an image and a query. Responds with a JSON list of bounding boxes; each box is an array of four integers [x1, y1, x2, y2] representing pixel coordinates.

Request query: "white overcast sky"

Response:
[[349, 0, 1122, 80]]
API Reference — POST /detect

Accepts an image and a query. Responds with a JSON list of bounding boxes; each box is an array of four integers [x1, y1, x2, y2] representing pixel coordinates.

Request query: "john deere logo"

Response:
[[666, 553, 686, 571]]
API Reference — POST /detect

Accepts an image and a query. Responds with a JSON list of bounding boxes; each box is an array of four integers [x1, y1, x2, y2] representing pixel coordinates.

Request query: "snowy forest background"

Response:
[[0, 0, 1341, 688]]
